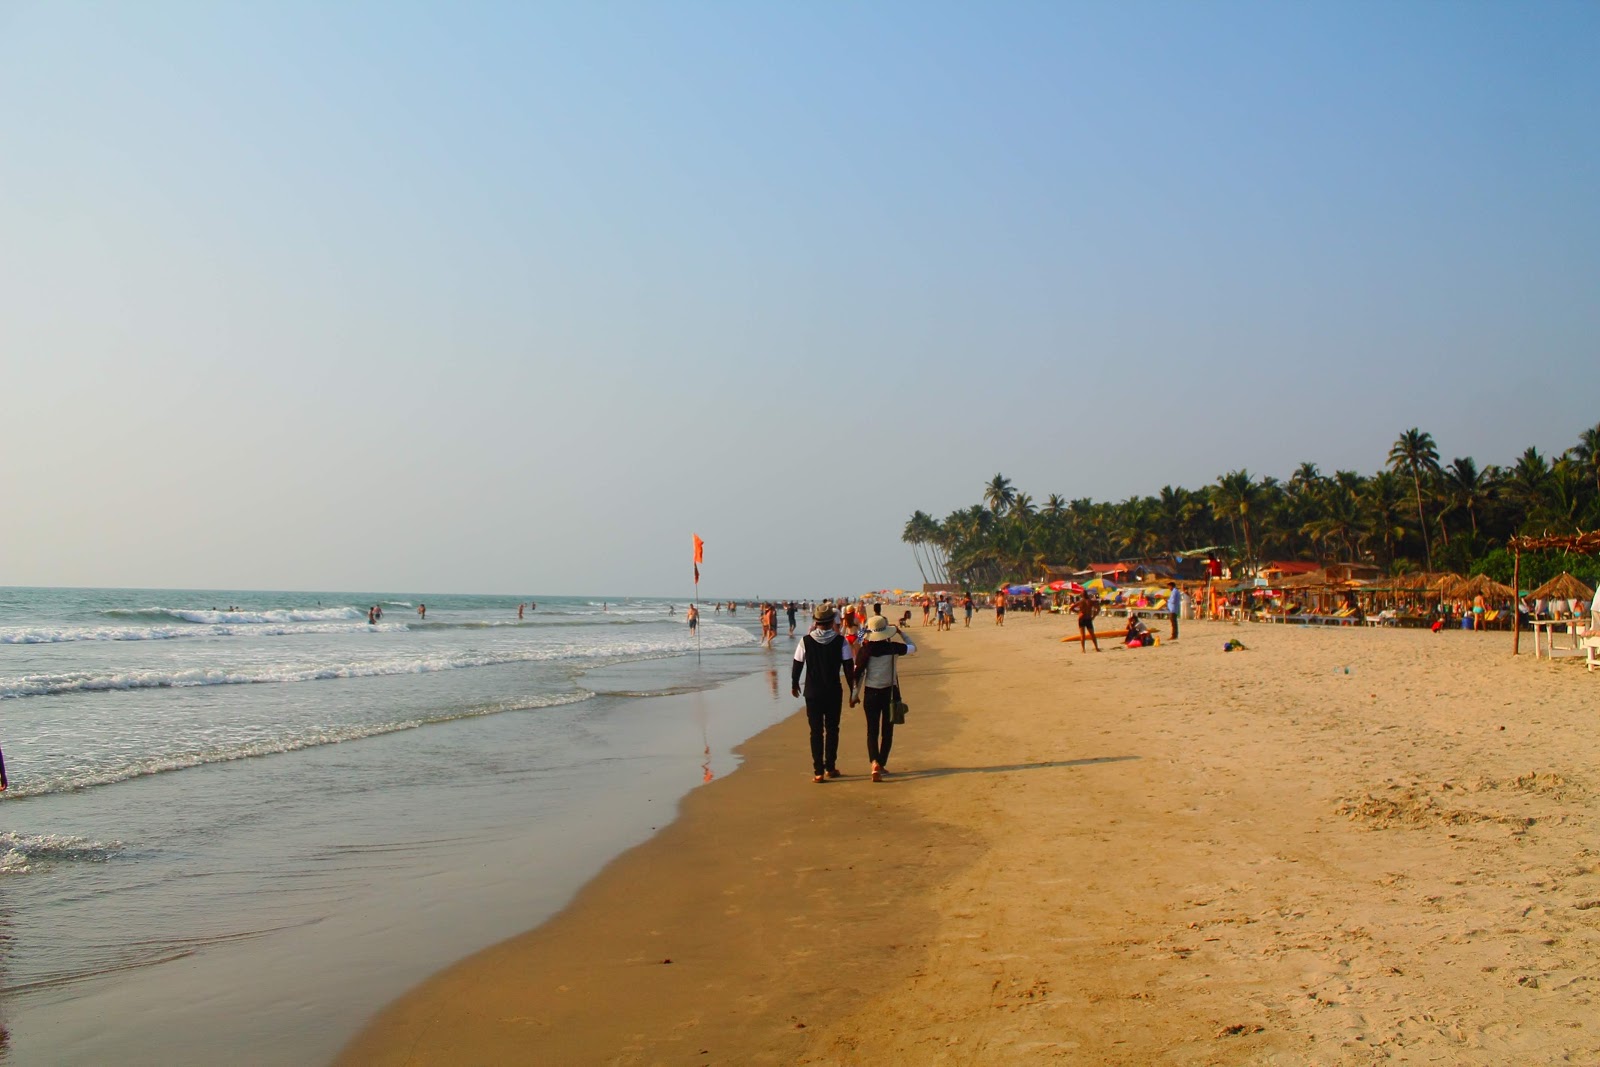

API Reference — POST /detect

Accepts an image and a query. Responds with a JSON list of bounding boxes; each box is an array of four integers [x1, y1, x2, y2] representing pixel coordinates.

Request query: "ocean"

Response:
[[0, 587, 784, 1064]]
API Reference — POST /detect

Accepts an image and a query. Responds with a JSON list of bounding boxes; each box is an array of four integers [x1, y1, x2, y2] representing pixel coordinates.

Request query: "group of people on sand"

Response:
[[917, 593, 971, 630], [789, 600, 914, 784], [1072, 581, 1181, 651]]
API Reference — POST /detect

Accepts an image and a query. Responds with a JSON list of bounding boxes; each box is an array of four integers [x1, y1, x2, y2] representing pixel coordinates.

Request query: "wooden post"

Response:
[[1511, 546, 1521, 656]]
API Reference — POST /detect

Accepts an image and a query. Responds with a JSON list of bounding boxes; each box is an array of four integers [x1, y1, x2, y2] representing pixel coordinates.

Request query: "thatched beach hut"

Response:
[[1527, 571, 1595, 603]]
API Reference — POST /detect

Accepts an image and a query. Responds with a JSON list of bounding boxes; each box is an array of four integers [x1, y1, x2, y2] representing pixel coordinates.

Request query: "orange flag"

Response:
[[692, 534, 704, 584]]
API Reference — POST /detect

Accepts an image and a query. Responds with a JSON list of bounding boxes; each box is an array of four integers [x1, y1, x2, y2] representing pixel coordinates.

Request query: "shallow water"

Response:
[[0, 588, 788, 1064]]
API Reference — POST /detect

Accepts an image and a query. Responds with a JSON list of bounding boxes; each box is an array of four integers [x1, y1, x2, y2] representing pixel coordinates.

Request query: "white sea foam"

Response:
[[1, 622, 409, 644], [3, 692, 596, 799], [104, 606, 366, 625], [0, 832, 124, 875], [0, 623, 755, 700]]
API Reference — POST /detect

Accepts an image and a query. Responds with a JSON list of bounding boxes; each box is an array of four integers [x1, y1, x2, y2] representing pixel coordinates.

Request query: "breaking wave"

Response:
[[0, 832, 124, 875]]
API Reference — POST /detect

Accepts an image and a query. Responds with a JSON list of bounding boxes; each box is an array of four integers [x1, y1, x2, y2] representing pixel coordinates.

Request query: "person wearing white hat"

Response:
[[855, 615, 915, 781]]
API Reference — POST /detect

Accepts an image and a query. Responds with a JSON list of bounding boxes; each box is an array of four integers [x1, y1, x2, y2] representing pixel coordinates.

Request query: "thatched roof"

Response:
[[1277, 570, 1331, 589], [1450, 573, 1516, 600], [1379, 571, 1461, 593], [1528, 571, 1595, 601]]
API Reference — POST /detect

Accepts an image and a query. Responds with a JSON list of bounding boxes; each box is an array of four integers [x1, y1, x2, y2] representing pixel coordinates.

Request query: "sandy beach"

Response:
[[339, 613, 1600, 1065]]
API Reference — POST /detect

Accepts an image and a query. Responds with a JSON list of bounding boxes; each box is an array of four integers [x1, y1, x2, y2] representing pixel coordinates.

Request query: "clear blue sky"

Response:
[[3, 1, 1596, 595]]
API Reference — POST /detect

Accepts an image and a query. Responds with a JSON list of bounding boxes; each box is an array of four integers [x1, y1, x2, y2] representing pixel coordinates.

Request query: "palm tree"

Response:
[[1010, 492, 1037, 520], [1042, 494, 1068, 519], [983, 473, 1016, 517], [1388, 428, 1441, 570], [1568, 422, 1600, 495], [1504, 446, 1551, 521], [1443, 457, 1491, 536], [902, 511, 940, 586], [1359, 471, 1410, 565], [1209, 470, 1263, 572]]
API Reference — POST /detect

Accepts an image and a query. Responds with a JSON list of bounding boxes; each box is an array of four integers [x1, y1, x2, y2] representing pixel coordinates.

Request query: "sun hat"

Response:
[[813, 603, 836, 622], [865, 614, 893, 641]]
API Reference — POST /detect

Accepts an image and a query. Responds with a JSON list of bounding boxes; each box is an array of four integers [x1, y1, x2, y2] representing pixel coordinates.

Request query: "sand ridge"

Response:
[[339, 616, 1600, 1065]]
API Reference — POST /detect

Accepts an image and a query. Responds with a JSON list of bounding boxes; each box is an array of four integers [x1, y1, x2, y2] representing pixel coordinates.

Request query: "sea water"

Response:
[[0, 587, 780, 1064]]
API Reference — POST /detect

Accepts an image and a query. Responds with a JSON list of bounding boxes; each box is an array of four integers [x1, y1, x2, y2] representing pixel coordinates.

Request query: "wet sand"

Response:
[[340, 614, 1600, 1065]]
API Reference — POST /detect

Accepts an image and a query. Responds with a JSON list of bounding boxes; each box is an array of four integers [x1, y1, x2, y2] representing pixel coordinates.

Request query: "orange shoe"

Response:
[[870, 761, 882, 782]]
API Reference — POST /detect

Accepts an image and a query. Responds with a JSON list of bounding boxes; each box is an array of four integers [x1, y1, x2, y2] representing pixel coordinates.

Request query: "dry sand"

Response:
[[339, 614, 1600, 1065]]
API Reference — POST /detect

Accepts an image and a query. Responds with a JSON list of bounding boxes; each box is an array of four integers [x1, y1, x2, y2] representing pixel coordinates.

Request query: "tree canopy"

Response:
[[903, 424, 1600, 589]]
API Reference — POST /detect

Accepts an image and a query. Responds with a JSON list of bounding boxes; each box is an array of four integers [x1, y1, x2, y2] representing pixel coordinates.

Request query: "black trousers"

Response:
[[1169, 612, 1179, 639], [804, 690, 843, 774], [862, 685, 896, 767]]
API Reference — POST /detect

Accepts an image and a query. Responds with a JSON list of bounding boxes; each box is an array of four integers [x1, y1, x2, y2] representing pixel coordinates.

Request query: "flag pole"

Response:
[[692, 534, 703, 665]]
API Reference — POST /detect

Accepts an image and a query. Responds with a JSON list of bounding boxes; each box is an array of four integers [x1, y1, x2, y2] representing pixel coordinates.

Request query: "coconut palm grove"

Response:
[[903, 424, 1600, 591]]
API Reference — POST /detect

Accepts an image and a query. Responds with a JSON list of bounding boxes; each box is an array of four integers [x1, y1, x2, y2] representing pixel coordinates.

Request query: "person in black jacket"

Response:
[[791, 603, 856, 783]]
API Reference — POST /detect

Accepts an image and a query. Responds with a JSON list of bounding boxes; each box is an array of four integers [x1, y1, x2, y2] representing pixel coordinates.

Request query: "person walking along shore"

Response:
[[791, 603, 855, 783], [854, 615, 914, 781]]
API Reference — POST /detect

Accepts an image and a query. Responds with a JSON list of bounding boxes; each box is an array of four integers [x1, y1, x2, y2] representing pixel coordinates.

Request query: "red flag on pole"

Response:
[[692, 534, 704, 584]]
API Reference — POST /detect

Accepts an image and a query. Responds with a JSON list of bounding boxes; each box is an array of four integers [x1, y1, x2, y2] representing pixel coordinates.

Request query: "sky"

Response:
[[3, 1, 1596, 596]]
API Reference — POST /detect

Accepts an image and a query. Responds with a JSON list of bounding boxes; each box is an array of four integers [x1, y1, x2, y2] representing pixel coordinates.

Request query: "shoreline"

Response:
[[337, 632, 982, 1065], [340, 614, 1600, 1064], [1, 642, 783, 1066]]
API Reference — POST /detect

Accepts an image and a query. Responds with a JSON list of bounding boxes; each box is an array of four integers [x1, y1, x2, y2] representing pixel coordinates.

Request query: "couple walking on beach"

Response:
[[791, 603, 914, 783]]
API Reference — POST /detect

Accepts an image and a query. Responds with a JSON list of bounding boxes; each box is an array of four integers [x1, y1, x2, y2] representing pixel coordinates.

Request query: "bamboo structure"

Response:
[[1506, 530, 1600, 656]]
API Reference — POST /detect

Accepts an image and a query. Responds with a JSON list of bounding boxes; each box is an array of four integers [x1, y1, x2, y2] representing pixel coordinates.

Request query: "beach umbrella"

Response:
[[1528, 572, 1595, 602], [1005, 584, 1033, 596], [1084, 577, 1117, 595], [1047, 580, 1070, 591]]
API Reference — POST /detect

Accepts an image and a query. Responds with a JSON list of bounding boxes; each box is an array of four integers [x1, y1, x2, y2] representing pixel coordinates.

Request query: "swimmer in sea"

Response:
[[418, 604, 426, 620]]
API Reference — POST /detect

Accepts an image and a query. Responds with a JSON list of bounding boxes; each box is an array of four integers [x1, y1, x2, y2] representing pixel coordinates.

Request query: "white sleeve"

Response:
[[793, 639, 807, 663], [903, 640, 917, 654]]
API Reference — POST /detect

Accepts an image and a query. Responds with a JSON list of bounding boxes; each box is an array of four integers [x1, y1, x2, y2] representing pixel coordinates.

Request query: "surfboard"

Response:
[[1061, 627, 1129, 643]]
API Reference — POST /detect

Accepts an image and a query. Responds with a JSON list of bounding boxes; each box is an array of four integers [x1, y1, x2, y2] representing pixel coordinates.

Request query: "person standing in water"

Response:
[[1, 742, 8, 792], [686, 603, 698, 633], [518, 603, 524, 620], [417, 604, 426, 620]]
